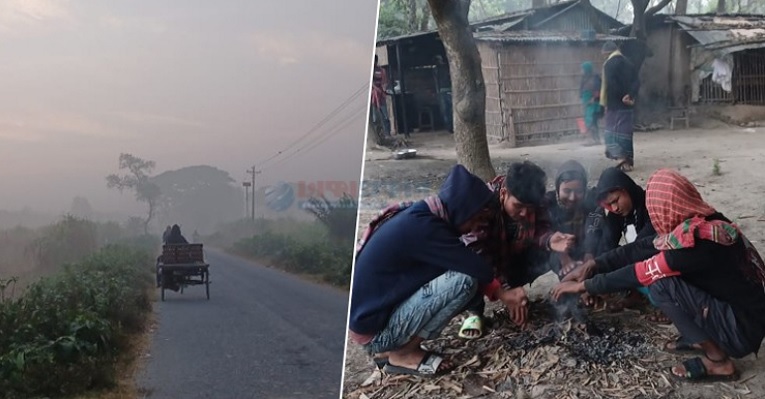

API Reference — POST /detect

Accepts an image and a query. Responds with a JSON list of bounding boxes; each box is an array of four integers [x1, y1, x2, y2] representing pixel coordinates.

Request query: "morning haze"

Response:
[[0, 0, 376, 227]]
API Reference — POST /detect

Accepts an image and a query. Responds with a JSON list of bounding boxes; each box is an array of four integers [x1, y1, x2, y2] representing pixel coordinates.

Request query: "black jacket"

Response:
[[603, 53, 640, 111], [585, 213, 765, 354], [592, 167, 656, 270]]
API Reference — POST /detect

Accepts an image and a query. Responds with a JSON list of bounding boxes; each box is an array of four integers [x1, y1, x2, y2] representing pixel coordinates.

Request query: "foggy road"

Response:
[[136, 249, 350, 399]]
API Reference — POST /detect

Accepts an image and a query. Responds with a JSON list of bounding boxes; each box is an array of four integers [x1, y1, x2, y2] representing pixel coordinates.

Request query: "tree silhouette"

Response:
[[106, 153, 161, 235]]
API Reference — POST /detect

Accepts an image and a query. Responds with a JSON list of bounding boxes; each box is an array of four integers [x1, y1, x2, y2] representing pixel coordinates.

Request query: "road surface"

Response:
[[136, 249, 349, 399]]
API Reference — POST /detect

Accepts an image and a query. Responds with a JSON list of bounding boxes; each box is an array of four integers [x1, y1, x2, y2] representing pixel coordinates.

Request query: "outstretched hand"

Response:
[[498, 286, 529, 327], [561, 259, 596, 283], [551, 281, 586, 302]]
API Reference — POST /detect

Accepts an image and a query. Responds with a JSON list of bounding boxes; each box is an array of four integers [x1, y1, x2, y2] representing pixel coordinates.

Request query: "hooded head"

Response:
[[438, 164, 494, 233], [555, 160, 587, 210], [646, 169, 716, 235], [581, 62, 593, 75], [602, 41, 618, 56], [171, 224, 182, 236], [595, 167, 643, 217]]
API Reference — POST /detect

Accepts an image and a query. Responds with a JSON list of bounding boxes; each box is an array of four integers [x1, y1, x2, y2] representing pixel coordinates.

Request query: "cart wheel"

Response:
[[205, 271, 210, 300]]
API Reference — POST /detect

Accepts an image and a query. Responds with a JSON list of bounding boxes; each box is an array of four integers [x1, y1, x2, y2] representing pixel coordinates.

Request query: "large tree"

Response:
[[106, 153, 161, 235], [151, 165, 243, 234], [428, 0, 496, 181], [627, 0, 673, 69]]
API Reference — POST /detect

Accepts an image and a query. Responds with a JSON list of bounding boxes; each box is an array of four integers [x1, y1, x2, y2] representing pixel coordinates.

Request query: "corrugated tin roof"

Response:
[[377, 0, 623, 45], [669, 15, 765, 54], [474, 30, 633, 43]]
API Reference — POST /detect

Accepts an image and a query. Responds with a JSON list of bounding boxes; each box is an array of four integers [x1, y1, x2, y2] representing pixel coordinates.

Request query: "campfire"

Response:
[[347, 298, 683, 399]]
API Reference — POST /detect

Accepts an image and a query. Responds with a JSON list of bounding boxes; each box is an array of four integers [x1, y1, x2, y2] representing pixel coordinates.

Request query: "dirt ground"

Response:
[[344, 122, 765, 399]]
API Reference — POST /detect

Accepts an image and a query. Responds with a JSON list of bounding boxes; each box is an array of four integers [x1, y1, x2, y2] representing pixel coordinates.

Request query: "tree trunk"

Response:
[[717, 0, 726, 14], [419, 0, 431, 31], [407, 0, 419, 32], [675, 0, 687, 14], [428, 0, 496, 181], [627, 0, 673, 71], [145, 200, 155, 235]]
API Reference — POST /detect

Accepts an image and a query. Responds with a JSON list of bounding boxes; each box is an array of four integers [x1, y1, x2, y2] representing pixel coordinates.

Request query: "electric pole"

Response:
[[242, 181, 251, 219], [246, 167, 261, 221]]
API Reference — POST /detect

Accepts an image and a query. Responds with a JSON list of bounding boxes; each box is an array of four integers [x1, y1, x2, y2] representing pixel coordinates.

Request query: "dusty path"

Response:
[[136, 249, 348, 399], [346, 125, 765, 399]]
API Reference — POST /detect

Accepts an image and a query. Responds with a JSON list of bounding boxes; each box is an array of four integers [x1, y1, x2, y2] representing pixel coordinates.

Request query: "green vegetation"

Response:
[[0, 216, 157, 398], [207, 194, 357, 288], [232, 230, 353, 287], [713, 158, 722, 176]]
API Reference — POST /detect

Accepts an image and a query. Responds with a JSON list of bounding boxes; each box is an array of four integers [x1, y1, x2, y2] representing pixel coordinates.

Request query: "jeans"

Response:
[[649, 277, 754, 358], [362, 271, 478, 354]]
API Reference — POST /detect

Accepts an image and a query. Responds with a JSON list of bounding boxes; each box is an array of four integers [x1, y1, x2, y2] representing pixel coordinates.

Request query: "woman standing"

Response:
[[580, 62, 602, 146]]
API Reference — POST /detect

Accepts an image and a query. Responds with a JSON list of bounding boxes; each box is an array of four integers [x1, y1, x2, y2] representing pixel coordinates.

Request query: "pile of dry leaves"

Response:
[[345, 299, 699, 399]]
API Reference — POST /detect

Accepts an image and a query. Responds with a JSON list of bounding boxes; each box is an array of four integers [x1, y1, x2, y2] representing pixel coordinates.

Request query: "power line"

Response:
[[256, 82, 368, 169], [261, 104, 366, 172]]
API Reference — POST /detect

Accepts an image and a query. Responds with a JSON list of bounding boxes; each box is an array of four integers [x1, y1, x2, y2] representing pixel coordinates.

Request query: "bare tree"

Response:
[[106, 153, 161, 235], [427, 0, 496, 181], [627, 0, 673, 69]]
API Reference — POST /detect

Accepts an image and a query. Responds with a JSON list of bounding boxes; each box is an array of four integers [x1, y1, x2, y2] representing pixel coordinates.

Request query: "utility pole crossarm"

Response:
[[246, 166, 262, 221]]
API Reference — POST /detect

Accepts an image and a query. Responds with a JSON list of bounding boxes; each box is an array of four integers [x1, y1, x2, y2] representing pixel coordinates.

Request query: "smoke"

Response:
[[524, 251, 589, 324]]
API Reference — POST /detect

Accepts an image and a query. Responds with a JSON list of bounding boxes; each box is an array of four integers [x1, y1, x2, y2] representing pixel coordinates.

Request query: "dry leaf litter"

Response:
[[344, 296, 753, 399]]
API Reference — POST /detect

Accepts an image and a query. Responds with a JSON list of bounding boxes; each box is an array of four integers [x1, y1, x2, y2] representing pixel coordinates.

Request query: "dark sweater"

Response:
[[348, 165, 494, 336], [592, 167, 656, 270], [585, 214, 765, 352], [603, 53, 640, 111]]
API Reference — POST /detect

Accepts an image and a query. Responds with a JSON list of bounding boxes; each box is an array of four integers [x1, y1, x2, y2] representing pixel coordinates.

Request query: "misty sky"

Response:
[[0, 0, 377, 215]]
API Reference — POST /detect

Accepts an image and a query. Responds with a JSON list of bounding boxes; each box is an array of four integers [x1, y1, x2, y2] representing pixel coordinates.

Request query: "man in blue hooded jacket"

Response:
[[348, 164, 495, 377]]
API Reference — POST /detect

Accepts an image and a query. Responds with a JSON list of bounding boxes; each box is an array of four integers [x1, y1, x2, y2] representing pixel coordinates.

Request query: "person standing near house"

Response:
[[580, 61, 602, 146], [371, 55, 391, 137], [600, 41, 640, 172], [433, 55, 453, 133]]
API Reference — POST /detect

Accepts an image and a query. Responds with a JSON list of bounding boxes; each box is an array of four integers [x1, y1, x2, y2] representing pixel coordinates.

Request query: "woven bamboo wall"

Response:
[[479, 41, 606, 147], [480, 42, 507, 144]]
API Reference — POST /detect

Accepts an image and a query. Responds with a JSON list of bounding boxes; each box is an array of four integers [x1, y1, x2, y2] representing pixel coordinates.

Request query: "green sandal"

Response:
[[458, 315, 483, 339]]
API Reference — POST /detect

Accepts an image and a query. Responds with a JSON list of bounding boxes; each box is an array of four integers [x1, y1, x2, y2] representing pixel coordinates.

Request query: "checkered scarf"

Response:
[[355, 196, 447, 257], [646, 168, 765, 289], [646, 169, 737, 250]]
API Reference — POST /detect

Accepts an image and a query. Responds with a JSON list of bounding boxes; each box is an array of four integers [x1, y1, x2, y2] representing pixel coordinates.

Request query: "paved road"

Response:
[[136, 249, 349, 399]]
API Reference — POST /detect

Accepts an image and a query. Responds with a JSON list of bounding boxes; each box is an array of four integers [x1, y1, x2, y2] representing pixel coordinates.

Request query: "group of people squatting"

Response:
[[349, 160, 765, 382]]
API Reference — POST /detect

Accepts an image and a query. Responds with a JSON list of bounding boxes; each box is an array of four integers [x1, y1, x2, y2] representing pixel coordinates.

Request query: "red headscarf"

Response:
[[646, 169, 737, 250]]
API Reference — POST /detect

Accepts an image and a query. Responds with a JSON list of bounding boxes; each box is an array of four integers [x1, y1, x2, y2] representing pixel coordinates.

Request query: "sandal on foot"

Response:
[[616, 159, 634, 172], [663, 337, 703, 355], [671, 356, 740, 382], [458, 315, 484, 339], [383, 352, 452, 377]]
